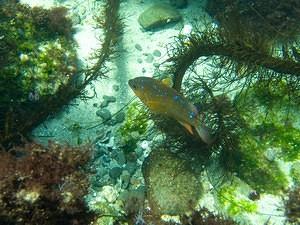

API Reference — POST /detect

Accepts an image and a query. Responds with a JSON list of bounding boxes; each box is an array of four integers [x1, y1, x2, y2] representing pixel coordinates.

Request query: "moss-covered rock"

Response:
[[142, 148, 203, 215]]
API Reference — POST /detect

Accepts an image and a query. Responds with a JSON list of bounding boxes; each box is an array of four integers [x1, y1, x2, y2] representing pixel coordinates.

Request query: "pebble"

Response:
[[135, 43, 143, 51], [120, 170, 131, 189], [142, 68, 146, 73], [101, 185, 118, 202], [153, 62, 160, 68], [145, 54, 154, 63], [100, 100, 109, 108], [109, 166, 123, 179], [111, 149, 126, 165], [114, 111, 126, 124], [96, 108, 112, 121], [137, 58, 143, 64], [152, 49, 161, 57], [113, 85, 119, 91], [125, 162, 137, 175], [103, 95, 116, 103]]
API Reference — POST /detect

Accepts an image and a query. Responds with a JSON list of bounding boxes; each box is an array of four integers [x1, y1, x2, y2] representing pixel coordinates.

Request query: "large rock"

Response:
[[138, 4, 182, 30], [142, 148, 203, 215]]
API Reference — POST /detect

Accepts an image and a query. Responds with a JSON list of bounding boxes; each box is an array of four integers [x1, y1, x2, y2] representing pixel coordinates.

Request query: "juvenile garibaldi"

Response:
[[128, 76, 213, 144]]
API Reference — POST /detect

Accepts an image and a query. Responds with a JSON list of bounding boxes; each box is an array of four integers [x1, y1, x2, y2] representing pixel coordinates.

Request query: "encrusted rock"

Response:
[[142, 148, 203, 215]]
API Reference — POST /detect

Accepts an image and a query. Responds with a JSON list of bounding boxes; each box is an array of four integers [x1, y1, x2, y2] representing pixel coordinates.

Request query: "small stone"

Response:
[[113, 85, 119, 91], [138, 4, 182, 30], [120, 170, 131, 189], [111, 149, 126, 165], [109, 167, 123, 179], [135, 43, 143, 51], [101, 185, 118, 202], [153, 62, 160, 68], [96, 108, 112, 121], [125, 162, 137, 175], [100, 100, 109, 108], [142, 68, 146, 73], [115, 111, 126, 124], [93, 103, 98, 107], [145, 54, 154, 63], [137, 58, 143, 64], [152, 49, 161, 57], [103, 95, 116, 103]]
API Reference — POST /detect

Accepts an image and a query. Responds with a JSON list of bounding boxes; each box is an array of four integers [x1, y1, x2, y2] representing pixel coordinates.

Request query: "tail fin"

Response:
[[195, 125, 214, 145]]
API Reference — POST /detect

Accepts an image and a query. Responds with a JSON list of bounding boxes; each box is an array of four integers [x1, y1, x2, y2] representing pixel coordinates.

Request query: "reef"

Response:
[[0, 142, 95, 225], [0, 0, 123, 148]]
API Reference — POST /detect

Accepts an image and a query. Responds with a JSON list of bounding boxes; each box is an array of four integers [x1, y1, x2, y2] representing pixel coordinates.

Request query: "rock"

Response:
[[145, 54, 154, 63], [138, 4, 182, 30], [169, 0, 188, 8], [142, 148, 203, 215], [152, 49, 161, 57], [100, 100, 109, 108], [115, 111, 126, 124], [153, 62, 160, 68], [100, 185, 118, 203], [103, 95, 116, 103], [135, 43, 143, 51], [112, 84, 120, 91], [125, 162, 137, 175], [111, 149, 126, 165], [137, 58, 143, 64], [120, 170, 131, 188], [96, 108, 112, 121], [109, 167, 123, 179]]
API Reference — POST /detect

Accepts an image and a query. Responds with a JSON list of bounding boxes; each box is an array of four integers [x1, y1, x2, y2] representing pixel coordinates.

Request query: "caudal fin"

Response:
[[195, 125, 214, 145]]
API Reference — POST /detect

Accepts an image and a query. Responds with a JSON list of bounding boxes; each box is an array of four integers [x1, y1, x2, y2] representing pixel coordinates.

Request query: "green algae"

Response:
[[0, 2, 77, 104], [291, 161, 300, 186], [232, 135, 288, 194], [217, 183, 257, 216], [117, 101, 149, 150]]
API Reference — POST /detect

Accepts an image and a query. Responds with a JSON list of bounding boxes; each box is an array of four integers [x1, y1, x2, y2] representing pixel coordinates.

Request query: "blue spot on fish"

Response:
[[173, 95, 180, 101], [189, 111, 196, 119]]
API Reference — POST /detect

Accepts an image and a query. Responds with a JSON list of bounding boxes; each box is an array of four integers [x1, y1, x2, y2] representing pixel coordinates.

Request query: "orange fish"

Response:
[[128, 76, 213, 144]]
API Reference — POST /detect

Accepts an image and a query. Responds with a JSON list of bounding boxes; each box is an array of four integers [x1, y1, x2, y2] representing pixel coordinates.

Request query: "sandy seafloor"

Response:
[[19, 0, 290, 224]]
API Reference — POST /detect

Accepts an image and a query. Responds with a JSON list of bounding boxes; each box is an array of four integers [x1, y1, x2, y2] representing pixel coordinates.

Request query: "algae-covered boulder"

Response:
[[142, 148, 203, 215], [138, 4, 182, 30]]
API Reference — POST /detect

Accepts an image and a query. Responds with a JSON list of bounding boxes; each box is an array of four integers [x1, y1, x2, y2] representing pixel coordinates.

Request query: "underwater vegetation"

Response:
[[117, 101, 149, 152], [1, 0, 300, 223], [205, 0, 300, 43], [0, 142, 95, 225], [0, 1, 77, 147], [284, 187, 300, 224]]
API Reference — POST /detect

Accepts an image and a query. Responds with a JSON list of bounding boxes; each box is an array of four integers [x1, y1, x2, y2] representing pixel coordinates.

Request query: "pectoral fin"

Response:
[[178, 121, 194, 135], [195, 125, 214, 145]]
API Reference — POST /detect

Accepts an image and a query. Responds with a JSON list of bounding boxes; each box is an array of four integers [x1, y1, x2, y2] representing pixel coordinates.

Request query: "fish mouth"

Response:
[[128, 79, 134, 88], [128, 79, 137, 90]]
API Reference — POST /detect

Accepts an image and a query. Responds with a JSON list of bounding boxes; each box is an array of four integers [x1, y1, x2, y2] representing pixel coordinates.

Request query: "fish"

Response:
[[128, 76, 213, 144]]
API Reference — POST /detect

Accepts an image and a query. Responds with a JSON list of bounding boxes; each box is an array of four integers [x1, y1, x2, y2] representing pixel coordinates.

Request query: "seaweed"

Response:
[[284, 187, 300, 224], [0, 141, 95, 225], [0, 0, 123, 148]]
